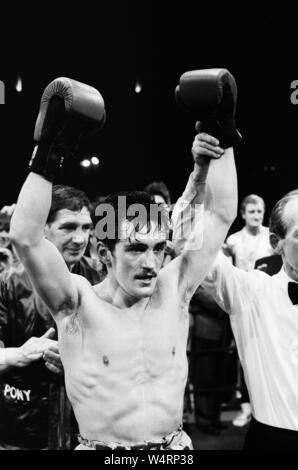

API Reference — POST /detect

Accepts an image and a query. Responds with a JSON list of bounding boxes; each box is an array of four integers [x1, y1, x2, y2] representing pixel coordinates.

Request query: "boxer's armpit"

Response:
[[179, 287, 192, 320], [55, 296, 76, 316], [64, 312, 81, 336]]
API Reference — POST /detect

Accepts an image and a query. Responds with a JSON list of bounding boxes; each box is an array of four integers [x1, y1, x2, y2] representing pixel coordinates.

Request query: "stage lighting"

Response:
[[16, 77, 22, 93], [91, 156, 100, 165], [81, 159, 91, 168], [135, 81, 142, 94]]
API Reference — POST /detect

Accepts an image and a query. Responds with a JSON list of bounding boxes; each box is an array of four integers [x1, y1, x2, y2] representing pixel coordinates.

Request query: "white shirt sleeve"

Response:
[[203, 251, 259, 316], [171, 173, 204, 255]]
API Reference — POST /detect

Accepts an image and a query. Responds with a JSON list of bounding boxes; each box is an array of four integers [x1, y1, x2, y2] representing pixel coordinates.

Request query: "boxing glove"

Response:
[[29, 77, 106, 181], [176, 69, 242, 148]]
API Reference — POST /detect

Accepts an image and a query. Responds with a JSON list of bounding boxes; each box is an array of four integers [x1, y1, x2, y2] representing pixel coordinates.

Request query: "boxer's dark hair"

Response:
[[143, 181, 171, 206], [95, 190, 170, 251], [240, 194, 265, 215], [269, 190, 298, 241], [47, 185, 91, 224]]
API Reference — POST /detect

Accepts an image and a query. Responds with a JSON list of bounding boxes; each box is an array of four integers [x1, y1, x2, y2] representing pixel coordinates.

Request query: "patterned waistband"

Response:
[[77, 425, 183, 450]]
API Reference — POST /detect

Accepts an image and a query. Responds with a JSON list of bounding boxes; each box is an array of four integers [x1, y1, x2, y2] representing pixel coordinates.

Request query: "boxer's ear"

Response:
[[269, 232, 283, 255], [97, 241, 112, 267]]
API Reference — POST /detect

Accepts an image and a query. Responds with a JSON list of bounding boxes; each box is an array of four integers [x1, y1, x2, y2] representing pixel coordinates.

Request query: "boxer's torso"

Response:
[[57, 273, 189, 445]]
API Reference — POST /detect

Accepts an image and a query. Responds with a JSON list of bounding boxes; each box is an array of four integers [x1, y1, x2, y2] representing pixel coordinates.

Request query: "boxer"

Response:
[[10, 72, 238, 449]]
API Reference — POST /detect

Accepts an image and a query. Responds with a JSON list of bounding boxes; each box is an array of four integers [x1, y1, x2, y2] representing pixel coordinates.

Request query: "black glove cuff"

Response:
[[201, 118, 242, 149], [28, 141, 66, 182]]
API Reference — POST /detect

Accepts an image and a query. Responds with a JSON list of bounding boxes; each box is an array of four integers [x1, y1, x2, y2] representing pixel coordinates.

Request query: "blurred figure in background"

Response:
[[143, 180, 171, 207], [0, 248, 13, 274], [0, 212, 12, 250], [224, 194, 272, 270], [143, 181, 175, 267], [255, 253, 283, 275], [0, 205, 18, 266], [189, 285, 230, 435]]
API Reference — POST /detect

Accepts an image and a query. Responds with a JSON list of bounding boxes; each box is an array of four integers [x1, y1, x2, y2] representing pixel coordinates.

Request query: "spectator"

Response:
[[0, 186, 105, 450], [0, 248, 13, 274], [189, 285, 230, 435], [143, 180, 171, 207], [224, 194, 273, 270], [0, 213, 11, 250], [143, 181, 175, 267]]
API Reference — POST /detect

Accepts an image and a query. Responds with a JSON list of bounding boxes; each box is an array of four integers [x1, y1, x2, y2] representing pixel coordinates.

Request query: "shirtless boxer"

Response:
[[10, 71, 239, 449]]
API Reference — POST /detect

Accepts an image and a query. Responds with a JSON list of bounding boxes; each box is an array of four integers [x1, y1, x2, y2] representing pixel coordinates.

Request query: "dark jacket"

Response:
[[0, 257, 104, 449], [189, 285, 227, 342], [254, 254, 283, 276]]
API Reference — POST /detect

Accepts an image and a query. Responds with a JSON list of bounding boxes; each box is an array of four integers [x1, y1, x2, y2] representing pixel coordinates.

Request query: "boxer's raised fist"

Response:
[[176, 68, 242, 148], [29, 77, 106, 181], [191, 122, 224, 164]]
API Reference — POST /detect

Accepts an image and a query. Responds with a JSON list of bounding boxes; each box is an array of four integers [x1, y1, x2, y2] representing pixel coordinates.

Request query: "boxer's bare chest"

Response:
[[60, 281, 189, 377]]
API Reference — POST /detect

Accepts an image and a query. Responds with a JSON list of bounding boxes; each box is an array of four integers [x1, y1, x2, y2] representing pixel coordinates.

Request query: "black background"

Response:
[[0, 2, 297, 232]]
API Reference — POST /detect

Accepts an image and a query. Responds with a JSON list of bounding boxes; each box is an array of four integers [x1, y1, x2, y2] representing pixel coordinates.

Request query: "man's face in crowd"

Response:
[[109, 219, 167, 299], [0, 230, 10, 248], [242, 202, 264, 229], [0, 254, 12, 273], [153, 194, 167, 206], [153, 195, 171, 220], [279, 198, 298, 274], [45, 207, 92, 266]]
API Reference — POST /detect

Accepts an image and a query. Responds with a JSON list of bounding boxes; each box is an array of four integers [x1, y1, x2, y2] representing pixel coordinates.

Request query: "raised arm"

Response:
[[10, 77, 105, 320], [175, 140, 237, 298], [10, 173, 78, 318], [165, 68, 240, 299]]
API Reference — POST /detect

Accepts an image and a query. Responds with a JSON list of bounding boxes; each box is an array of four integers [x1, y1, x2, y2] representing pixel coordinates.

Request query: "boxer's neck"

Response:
[[97, 276, 151, 310]]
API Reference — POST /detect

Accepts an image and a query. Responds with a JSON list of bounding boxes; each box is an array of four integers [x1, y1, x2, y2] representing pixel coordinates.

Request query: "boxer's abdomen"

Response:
[[59, 297, 189, 444]]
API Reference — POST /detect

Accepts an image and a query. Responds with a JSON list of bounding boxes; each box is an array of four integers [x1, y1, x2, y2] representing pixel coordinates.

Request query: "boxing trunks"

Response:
[[76, 426, 193, 450]]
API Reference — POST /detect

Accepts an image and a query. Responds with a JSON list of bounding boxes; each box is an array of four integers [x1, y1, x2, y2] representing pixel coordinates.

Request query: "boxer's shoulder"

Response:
[[70, 273, 94, 298]]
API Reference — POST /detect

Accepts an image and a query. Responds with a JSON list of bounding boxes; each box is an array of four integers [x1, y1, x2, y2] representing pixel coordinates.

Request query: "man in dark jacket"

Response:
[[189, 285, 230, 435], [0, 185, 104, 449]]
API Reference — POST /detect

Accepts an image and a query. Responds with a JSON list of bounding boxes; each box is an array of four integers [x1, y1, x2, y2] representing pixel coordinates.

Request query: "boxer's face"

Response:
[[110, 219, 167, 299], [45, 207, 92, 266], [242, 203, 264, 229], [278, 199, 298, 276]]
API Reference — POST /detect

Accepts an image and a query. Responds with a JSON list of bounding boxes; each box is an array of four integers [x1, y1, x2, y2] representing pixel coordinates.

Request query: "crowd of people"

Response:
[[0, 71, 297, 451]]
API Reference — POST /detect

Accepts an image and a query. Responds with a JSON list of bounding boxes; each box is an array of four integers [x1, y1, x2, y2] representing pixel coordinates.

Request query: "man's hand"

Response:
[[191, 122, 224, 184], [192, 122, 224, 163], [43, 343, 64, 375], [17, 327, 57, 367]]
